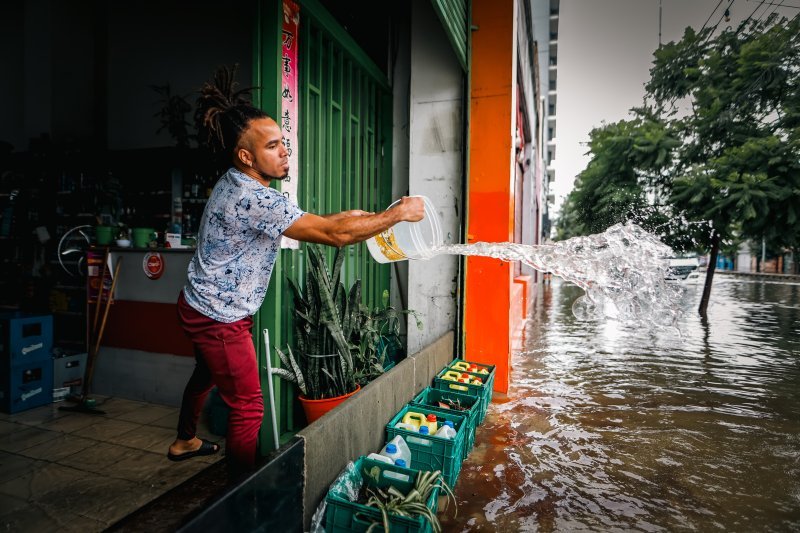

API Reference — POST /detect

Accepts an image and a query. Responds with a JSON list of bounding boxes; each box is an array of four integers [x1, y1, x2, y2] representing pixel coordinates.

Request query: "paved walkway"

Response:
[[0, 396, 224, 531]]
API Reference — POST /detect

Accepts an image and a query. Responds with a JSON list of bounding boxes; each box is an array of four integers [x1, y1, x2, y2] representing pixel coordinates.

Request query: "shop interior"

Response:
[[0, 1, 255, 356]]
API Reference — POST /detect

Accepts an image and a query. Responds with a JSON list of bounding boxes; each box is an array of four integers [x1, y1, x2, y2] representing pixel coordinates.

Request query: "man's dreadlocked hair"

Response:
[[195, 64, 268, 156]]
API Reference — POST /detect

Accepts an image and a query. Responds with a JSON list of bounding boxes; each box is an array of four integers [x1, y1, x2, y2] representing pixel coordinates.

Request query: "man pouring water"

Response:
[[167, 76, 424, 473]]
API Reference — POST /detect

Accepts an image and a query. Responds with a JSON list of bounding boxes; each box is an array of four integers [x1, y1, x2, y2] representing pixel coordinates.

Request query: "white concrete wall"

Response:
[[390, 6, 412, 332], [406, 0, 464, 354]]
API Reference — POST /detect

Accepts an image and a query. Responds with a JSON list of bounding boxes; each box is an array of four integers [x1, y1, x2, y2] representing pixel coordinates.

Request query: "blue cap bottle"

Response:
[[395, 459, 407, 467], [419, 426, 430, 435], [385, 443, 397, 454], [444, 420, 454, 428]]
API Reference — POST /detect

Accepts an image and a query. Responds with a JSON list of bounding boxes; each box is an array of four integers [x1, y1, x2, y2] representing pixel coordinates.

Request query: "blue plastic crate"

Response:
[[325, 456, 440, 533], [0, 313, 53, 366], [386, 404, 467, 487], [0, 360, 54, 414]]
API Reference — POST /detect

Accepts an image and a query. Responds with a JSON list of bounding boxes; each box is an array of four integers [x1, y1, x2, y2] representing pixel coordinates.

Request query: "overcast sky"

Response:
[[554, 0, 798, 215]]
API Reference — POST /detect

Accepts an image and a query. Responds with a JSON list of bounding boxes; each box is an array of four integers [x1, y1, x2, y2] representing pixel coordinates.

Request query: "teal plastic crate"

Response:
[[410, 387, 480, 459], [448, 359, 496, 391], [433, 362, 495, 424], [386, 405, 467, 487], [325, 456, 440, 533]]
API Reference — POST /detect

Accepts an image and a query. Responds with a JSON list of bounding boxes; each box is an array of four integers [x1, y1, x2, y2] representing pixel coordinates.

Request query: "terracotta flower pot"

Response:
[[299, 385, 361, 423]]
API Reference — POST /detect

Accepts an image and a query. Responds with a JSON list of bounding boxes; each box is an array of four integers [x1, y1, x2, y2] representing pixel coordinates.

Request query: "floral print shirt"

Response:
[[183, 167, 304, 322]]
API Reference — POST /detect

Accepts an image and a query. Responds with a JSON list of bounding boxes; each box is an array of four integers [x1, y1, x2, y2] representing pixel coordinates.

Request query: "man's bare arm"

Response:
[[283, 197, 424, 247]]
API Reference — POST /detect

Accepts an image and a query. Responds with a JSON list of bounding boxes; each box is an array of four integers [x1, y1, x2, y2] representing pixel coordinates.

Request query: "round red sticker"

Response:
[[142, 252, 164, 280]]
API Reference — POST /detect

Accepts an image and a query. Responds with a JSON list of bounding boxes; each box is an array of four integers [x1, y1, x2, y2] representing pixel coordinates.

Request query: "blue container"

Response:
[[0, 360, 54, 414], [0, 313, 53, 366]]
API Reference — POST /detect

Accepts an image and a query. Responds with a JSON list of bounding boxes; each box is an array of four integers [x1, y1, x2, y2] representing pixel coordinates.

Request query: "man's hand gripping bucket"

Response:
[[366, 195, 442, 263]]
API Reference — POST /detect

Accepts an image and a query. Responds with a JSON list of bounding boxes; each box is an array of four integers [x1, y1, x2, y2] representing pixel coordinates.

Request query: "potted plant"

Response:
[[275, 244, 421, 423], [274, 245, 361, 422]]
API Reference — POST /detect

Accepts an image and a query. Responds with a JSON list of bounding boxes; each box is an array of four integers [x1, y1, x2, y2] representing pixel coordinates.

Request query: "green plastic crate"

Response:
[[433, 362, 495, 424], [448, 359, 496, 390], [325, 456, 440, 533], [410, 387, 480, 459], [386, 405, 467, 487]]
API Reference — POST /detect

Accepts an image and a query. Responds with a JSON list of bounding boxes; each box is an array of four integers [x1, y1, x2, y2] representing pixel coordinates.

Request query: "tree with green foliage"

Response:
[[650, 13, 800, 313], [557, 13, 800, 314]]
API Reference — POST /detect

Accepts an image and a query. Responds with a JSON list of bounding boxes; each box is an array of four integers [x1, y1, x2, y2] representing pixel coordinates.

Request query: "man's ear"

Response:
[[237, 147, 252, 166]]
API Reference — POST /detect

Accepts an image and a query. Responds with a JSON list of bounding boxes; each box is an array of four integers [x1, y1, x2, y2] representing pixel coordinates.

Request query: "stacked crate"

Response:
[[0, 313, 54, 413], [324, 358, 496, 532]]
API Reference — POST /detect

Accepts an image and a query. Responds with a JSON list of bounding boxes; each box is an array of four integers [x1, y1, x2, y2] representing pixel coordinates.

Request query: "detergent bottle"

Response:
[[442, 370, 463, 382], [451, 361, 470, 372], [402, 411, 438, 433], [435, 420, 457, 439], [379, 435, 411, 467], [394, 421, 418, 432], [366, 452, 394, 464]]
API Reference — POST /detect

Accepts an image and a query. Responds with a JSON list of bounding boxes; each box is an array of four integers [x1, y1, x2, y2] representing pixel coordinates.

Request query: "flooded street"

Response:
[[443, 277, 800, 531]]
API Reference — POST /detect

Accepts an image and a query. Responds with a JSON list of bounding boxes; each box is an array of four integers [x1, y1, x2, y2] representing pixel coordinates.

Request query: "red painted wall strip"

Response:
[[101, 300, 194, 357]]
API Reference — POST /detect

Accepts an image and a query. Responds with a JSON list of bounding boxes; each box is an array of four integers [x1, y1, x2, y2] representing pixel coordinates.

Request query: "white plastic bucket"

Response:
[[366, 195, 442, 263]]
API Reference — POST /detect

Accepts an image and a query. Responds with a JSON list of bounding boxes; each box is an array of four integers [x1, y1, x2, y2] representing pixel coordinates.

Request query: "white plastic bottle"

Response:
[[366, 452, 394, 464], [394, 422, 418, 432], [380, 435, 411, 467], [435, 420, 456, 439]]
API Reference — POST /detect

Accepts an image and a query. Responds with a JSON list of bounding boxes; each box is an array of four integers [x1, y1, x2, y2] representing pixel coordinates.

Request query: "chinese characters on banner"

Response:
[[281, 0, 300, 249]]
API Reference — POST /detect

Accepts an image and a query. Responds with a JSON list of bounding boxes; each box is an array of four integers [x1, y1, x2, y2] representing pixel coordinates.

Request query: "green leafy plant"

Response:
[[275, 245, 420, 400], [274, 245, 358, 400], [151, 83, 193, 148], [362, 468, 456, 533]]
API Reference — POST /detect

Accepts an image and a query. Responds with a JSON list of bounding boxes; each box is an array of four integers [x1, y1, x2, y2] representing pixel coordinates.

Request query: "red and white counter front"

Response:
[[92, 248, 196, 406]]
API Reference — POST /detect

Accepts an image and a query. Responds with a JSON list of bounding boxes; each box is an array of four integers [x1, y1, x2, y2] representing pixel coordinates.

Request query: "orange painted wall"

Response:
[[465, 0, 515, 393]]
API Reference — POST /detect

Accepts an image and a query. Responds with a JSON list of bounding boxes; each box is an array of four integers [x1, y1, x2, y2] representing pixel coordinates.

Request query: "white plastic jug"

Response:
[[394, 422, 418, 432], [366, 195, 442, 263], [366, 452, 394, 464], [435, 420, 456, 439], [379, 435, 411, 467]]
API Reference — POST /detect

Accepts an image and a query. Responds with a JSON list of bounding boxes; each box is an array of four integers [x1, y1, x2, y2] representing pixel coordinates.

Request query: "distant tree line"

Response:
[[555, 13, 800, 314]]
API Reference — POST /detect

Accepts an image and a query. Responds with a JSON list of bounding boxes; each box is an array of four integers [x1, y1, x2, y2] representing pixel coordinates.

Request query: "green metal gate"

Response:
[[252, 0, 393, 453]]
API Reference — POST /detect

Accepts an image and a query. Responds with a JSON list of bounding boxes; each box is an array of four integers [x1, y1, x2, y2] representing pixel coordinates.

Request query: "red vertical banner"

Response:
[[281, 0, 300, 249]]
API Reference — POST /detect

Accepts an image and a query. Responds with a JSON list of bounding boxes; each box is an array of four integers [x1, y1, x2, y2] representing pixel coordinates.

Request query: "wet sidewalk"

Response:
[[0, 396, 223, 531]]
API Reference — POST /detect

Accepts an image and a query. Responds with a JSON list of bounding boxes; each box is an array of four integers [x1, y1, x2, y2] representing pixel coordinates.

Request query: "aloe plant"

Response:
[[275, 244, 421, 400], [275, 245, 359, 399]]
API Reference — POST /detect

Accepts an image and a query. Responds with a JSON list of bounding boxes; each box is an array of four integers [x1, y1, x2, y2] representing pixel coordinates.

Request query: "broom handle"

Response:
[[85, 257, 123, 396], [92, 249, 109, 336]]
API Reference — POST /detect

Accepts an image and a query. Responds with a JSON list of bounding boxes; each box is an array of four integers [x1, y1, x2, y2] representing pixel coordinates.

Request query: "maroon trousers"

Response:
[[177, 292, 264, 469]]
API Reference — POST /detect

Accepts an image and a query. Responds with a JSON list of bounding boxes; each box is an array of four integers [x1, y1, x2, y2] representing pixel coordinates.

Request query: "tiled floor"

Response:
[[0, 396, 224, 532]]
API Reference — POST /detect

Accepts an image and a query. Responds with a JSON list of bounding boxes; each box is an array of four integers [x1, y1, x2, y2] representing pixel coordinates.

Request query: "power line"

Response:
[[701, 0, 726, 31], [703, 0, 737, 43], [759, 0, 800, 9], [743, 0, 768, 25]]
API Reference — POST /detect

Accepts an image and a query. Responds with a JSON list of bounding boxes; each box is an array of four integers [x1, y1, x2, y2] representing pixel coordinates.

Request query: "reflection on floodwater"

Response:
[[442, 278, 800, 532]]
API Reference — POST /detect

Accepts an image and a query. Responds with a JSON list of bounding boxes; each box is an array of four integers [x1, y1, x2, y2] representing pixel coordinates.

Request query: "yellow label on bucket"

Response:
[[374, 229, 406, 261]]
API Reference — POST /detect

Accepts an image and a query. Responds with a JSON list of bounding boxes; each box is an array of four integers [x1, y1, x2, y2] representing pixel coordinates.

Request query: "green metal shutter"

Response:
[[252, 0, 393, 452], [298, 2, 393, 306], [431, 0, 468, 71]]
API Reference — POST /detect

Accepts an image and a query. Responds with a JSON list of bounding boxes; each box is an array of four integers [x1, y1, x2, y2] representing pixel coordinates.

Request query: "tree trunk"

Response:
[[699, 231, 720, 317]]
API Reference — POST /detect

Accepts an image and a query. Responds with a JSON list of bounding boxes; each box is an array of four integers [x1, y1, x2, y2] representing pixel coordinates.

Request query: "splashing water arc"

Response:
[[434, 222, 684, 328]]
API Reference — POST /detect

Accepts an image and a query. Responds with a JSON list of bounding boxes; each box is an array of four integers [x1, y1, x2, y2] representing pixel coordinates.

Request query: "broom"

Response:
[[60, 256, 122, 414]]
